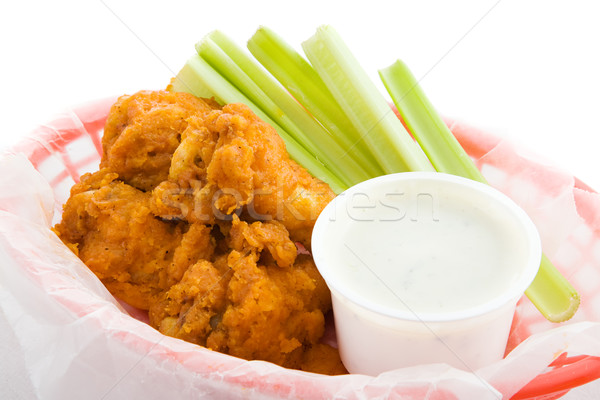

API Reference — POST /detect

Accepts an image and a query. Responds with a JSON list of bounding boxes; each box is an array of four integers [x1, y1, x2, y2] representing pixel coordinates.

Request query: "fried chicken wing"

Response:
[[151, 102, 335, 246], [149, 245, 340, 372], [206, 251, 330, 368], [149, 258, 230, 345], [205, 103, 336, 246], [101, 90, 219, 191], [54, 169, 186, 309], [55, 89, 345, 375], [55, 168, 217, 309]]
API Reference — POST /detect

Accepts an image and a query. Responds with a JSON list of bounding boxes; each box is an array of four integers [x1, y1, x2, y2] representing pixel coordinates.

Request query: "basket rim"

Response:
[[511, 354, 600, 399]]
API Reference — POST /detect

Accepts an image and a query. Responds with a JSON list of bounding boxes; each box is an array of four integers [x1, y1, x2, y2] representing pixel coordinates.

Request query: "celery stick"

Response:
[[248, 26, 385, 178], [525, 255, 580, 322], [302, 26, 434, 174], [170, 58, 224, 102], [380, 60, 487, 184], [170, 54, 346, 193], [196, 31, 370, 187], [379, 59, 580, 322]]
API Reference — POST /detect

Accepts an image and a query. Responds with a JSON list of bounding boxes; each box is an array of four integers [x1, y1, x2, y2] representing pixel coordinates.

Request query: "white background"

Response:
[[1, 1, 599, 398], [1, 0, 600, 190]]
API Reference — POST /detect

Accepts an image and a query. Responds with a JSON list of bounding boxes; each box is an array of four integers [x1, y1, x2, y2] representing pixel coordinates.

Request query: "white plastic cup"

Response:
[[311, 172, 542, 375]]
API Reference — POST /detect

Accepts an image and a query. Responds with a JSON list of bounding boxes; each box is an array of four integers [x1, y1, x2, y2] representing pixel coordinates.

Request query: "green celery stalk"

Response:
[[248, 26, 385, 178], [379, 59, 580, 322], [525, 255, 580, 322], [301, 25, 434, 174], [380, 60, 486, 184], [196, 31, 370, 188], [169, 57, 222, 102], [170, 54, 346, 194]]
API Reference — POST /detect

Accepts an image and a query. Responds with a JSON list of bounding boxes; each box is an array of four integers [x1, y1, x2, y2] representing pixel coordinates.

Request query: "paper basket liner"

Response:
[[1, 98, 599, 399]]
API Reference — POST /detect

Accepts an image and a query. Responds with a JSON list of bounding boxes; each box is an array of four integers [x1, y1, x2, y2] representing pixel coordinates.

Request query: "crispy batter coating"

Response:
[[205, 252, 331, 368], [147, 243, 337, 371], [55, 90, 345, 375], [54, 169, 188, 309], [226, 216, 298, 268], [209, 104, 336, 247], [101, 90, 219, 192], [152, 103, 336, 246], [149, 257, 230, 345]]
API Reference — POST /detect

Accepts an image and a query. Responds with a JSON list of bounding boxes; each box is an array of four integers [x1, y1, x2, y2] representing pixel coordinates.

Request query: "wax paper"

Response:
[[0, 99, 599, 399]]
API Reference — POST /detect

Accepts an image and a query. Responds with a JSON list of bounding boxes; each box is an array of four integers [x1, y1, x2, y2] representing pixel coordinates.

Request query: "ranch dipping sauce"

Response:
[[311, 172, 541, 374], [338, 182, 528, 317]]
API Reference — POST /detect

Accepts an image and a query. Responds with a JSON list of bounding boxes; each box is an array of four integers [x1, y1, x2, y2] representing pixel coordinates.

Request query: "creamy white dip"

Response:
[[316, 173, 532, 318]]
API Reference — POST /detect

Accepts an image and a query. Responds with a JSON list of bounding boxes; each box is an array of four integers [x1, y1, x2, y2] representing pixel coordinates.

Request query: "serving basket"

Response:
[[0, 96, 599, 399]]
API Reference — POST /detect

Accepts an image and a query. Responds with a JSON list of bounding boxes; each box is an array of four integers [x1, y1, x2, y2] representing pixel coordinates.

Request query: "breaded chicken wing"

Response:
[[54, 169, 184, 309], [101, 90, 219, 191], [55, 89, 345, 375], [54, 169, 215, 309], [148, 242, 343, 373], [152, 103, 335, 246]]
